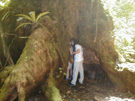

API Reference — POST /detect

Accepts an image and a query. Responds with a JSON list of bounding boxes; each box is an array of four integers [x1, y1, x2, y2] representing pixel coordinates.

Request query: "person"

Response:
[[66, 55, 73, 80], [66, 39, 75, 80], [69, 41, 84, 86]]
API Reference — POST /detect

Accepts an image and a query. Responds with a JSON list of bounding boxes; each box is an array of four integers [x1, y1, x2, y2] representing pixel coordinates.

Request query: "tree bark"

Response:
[[0, 17, 68, 100], [1, 0, 135, 98], [42, 70, 62, 101], [94, 0, 99, 43]]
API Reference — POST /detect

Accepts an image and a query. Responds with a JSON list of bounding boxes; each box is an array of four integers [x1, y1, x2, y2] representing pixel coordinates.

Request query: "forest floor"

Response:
[[60, 77, 135, 101], [27, 75, 135, 101]]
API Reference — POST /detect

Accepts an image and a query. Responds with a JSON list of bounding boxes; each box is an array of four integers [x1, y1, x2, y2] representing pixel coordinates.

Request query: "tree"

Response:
[[1, 0, 135, 100], [0, 16, 68, 101], [101, 0, 135, 63]]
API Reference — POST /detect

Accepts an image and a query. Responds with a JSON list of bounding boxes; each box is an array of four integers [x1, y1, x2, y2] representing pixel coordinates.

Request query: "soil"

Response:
[[60, 76, 135, 101], [26, 62, 135, 101], [27, 75, 135, 101]]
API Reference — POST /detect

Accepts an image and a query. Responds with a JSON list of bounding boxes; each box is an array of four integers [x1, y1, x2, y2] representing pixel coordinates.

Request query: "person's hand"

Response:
[[70, 59, 74, 63], [71, 52, 73, 55]]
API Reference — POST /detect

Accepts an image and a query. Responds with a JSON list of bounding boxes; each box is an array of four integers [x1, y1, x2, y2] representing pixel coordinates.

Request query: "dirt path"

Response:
[[60, 77, 135, 101]]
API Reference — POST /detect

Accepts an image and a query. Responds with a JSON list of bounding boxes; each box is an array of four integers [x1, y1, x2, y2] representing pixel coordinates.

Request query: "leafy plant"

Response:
[[102, 0, 135, 63], [56, 67, 66, 78], [15, 11, 49, 30]]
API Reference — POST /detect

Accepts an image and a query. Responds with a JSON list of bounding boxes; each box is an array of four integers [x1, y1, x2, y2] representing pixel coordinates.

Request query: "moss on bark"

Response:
[[42, 70, 62, 101], [0, 16, 68, 100], [1, 0, 135, 99]]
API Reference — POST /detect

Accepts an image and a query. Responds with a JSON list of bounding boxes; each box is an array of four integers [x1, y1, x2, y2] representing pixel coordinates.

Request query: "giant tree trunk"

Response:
[[1, 0, 135, 100], [0, 17, 68, 101]]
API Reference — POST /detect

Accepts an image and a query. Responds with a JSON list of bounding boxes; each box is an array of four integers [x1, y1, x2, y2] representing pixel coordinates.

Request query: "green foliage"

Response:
[[1, 11, 10, 21], [0, 0, 10, 10], [15, 22, 32, 31], [101, 0, 135, 63], [132, 37, 135, 49], [15, 11, 49, 30], [56, 67, 66, 78], [0, 7, 16, 22], [36, 12, 49, 22]]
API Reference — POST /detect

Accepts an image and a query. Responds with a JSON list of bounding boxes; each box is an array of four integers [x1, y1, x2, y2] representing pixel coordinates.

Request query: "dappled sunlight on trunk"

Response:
[[1, 0, 135, 100]]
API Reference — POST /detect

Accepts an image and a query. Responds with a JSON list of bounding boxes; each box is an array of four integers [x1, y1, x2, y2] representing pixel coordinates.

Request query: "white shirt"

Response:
[[74, 44, 84, 62]]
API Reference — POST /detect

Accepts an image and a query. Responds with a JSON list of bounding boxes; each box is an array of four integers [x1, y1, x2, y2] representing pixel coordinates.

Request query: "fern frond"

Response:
[[36, 12, 49, 22], [16, 14, 33, 22], [15, 22, 32, 31], [29, 11, 36, 22]]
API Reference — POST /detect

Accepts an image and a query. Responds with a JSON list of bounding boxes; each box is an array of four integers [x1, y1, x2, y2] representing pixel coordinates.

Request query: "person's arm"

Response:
[[69, 47, 73, 55], [72, 49, 80, 54]]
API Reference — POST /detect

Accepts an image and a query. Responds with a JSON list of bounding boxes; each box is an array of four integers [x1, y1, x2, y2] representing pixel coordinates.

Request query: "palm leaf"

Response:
[[29, 11, 36, 22], [36, 11, 49, 22], [16, 14, 33, 22], [15, 22, 32, 31]]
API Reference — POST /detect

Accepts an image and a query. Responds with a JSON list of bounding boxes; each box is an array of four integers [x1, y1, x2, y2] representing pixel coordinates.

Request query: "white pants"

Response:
[[71, 60, 84, 85]]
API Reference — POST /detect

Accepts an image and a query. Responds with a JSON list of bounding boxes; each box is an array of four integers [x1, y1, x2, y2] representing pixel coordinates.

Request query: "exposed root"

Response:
[[42, 70, 62, 101]]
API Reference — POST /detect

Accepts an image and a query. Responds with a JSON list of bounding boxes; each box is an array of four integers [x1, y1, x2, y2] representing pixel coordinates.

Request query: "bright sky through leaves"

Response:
[[101, 0, 135, 71], [0, 0, 10, 8], [0, 2, 5, 6]]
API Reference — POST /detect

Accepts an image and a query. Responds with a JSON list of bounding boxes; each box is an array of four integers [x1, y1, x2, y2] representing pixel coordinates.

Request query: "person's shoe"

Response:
[[69, 75, 72, 80], [66, 78, 69, 81], [78, 82, 83, 85], [66, 78, 71, 81], [68, 83, 76, 86]]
